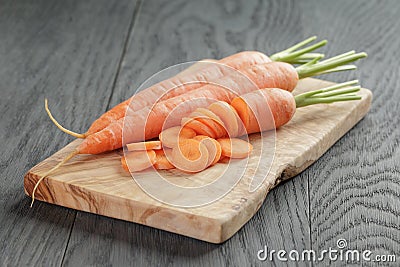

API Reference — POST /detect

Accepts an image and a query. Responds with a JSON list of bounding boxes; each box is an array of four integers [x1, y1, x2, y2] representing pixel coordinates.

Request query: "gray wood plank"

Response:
[[0, 0, 138, 266], [63, 0, 312, 266], [300, 0, 400, 266]]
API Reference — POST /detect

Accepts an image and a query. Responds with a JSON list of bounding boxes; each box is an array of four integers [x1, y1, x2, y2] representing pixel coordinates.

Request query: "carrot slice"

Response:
[[153, 149, 175, 170], [193, 135, 222, 166], [126, 140, 161, 151], [230, 97, 252, 134], [121, 150, 157, 172], [182, 117, 216, 138], [159, 126, 196, 148], [217, 138, 253, 159], [191, 108, 227, 138], [170, 139, 209, 172], [208, 101, 239, 137]]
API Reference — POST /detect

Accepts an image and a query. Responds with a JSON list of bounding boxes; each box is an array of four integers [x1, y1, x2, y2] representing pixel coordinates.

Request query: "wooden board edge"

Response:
[[24, 171, 227, 243]]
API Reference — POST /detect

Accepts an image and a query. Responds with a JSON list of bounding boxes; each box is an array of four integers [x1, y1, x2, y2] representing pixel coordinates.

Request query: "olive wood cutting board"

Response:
[[24, 78, 372, 243]]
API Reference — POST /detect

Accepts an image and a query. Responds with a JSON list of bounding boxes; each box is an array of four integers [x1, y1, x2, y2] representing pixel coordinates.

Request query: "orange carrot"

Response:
[[153, 149, 175, 170], [85, 52, 274, 136], [126, 141, 161, 151], [49, 37, 328, 138], [159, 126, 196, 148], [71, 51, 367, 155], [121, 150, 156, 173], [169, 139, 209, 173], [217, 138, 253, 158], [32, 51, 365, 205]]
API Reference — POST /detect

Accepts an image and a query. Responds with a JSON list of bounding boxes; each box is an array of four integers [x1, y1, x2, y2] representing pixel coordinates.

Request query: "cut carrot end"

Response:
[[45, 99, 86, 139], [30, 149, 79, 207]]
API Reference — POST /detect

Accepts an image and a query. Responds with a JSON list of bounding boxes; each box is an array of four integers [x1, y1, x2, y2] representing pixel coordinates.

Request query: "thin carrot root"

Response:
[[217, 138, 253, 159], [45, 99, 86, 139], [30, 149, 79, 207], [122, 150, 157, 172], [170, 139, 209, 173], [126, 141, 161, 151]]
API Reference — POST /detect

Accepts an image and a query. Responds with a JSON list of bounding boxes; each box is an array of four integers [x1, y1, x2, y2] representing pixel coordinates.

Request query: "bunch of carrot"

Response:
[[31, 36, 368, 205]]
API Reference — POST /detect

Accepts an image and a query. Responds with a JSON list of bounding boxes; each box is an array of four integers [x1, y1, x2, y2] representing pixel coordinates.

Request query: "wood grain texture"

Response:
[[298, 1, 400, 265], [0, 0, 138, 266], [24, 79, 372, 244]]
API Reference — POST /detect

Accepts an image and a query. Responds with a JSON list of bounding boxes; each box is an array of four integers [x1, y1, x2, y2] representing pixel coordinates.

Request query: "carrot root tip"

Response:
[[44, 98, 86, 139]]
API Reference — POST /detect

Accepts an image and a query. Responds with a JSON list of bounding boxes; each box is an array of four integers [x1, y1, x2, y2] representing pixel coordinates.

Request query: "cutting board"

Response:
[[24, 78, 372, 243]]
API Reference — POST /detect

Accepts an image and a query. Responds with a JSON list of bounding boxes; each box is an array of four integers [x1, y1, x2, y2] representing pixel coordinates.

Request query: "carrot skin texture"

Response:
[[79, 62, 298, 154], [231, 88, 296, 134], [86, 51, 272, 135]]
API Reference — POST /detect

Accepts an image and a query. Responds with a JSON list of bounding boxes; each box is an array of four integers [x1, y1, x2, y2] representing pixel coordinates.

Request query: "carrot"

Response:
[[121, 150, 156, 173], [47, 37, 327, 139], [193, 135, 222, 166], [153, 149, 175, 170], [47, 52, 366, 154], [169, 139, 209, 173], [32, 50, 365, 206], [175, 59, 217, 77], [159, 126, 196, 148], [217, 138, 253, 158], [231, 80, 362, 134], [126, 140, 161, 151]]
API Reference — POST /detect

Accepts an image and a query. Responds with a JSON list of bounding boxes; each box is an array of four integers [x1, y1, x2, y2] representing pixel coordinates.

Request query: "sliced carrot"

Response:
[[159, 126, 196, 148], [193, 135, 222, 166], [121, 150, 157, 172], [153, 149, 175, 170], [181, 117, 216, 138], [217, 138, 253, 159], [191, 108, 227, 138], [170, 139, 209, 173], [208, 101, 239, 137], [126, 140, 161, 151]]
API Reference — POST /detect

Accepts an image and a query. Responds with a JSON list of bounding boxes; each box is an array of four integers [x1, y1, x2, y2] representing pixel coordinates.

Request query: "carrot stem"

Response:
[[295, 81, 362, 108], [45, 99, 86, 139], [270, 36, 327, 64], [296, 51, 367, 79]]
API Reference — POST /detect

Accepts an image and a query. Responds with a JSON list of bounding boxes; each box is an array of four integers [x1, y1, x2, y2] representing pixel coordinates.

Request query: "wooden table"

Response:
[[1, 0, 399, 266]]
